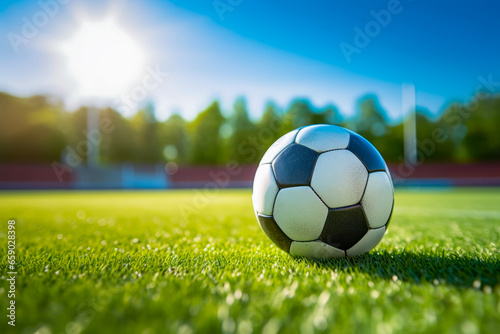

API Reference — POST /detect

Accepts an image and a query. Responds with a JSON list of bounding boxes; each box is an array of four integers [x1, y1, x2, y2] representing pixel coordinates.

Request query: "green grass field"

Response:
[[1, 188, 499, 334]]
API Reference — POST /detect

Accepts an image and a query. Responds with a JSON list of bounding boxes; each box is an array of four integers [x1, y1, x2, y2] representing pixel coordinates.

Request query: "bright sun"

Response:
[[62, 19, 146, 98]]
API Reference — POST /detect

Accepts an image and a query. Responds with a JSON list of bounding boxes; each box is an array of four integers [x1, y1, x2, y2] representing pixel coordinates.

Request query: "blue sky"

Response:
[[1, 0, 499, 121]]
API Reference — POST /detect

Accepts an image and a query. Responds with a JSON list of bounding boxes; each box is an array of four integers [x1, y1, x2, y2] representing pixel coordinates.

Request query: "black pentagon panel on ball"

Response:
[[257, 214, 292, 252], [319, 205, 368, 251], [272, 143, 319, 188], [347, 132, 387, 172]]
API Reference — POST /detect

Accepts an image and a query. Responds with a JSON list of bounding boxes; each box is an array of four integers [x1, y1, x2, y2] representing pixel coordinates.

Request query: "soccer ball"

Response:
[[252, 124, 394, 258]]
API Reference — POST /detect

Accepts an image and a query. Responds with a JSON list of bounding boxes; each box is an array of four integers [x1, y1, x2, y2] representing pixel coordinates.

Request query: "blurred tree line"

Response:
[[1, 91, 499, 165]]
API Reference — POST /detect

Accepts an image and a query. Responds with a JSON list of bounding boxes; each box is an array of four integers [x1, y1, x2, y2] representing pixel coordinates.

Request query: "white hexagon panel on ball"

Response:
[[295, 124, 350, 152], [311, 150, 368, 208], [273, 186, 328, 241], [252, 164, 279, 216], [361, 171, 394, 228]]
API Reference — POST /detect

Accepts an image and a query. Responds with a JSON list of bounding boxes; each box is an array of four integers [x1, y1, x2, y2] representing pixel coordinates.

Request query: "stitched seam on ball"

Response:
[[310, 187, 329, 209], [359, 171, 370, 206], [307, 153, 320, 186]]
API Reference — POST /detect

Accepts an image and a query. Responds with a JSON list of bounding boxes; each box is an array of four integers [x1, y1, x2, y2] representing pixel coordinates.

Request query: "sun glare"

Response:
[[62, 19, 146, 98]]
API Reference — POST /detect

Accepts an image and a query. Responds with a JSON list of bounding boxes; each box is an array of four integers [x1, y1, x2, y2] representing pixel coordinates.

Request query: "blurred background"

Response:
[[1, 0, 500, 189]]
